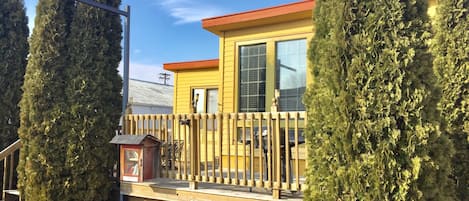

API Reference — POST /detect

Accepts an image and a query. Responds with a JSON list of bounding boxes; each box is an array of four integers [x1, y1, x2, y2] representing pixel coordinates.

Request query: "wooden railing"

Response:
[[0, 140, 21, 200], [124, 112, 307, 199]]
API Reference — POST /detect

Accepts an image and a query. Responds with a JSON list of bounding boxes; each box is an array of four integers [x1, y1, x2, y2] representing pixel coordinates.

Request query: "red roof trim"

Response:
[[163, 59, 219, 71], [202, 0, 314, 30]]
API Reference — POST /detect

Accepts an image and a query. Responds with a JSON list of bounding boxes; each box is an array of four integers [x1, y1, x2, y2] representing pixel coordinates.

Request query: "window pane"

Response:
[[193, 89, 205, 113], [207, 89, 218, 113], [276, 39, 307, 111], [239, 44, 266, 112], [207, 89, 218, 130]]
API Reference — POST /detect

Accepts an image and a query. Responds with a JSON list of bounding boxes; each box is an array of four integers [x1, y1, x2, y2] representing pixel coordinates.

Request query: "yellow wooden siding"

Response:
[[213, 19, 314, 176], [172, 69, 219, 165], [173, 68, 219, 114], [220, 18, 314, 113], [170, 12, 315, 183]]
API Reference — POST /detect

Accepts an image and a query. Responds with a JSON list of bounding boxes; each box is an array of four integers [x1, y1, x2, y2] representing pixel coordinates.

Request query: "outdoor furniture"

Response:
[[246, 127, 305, 182], [161, 140, 184, 169]]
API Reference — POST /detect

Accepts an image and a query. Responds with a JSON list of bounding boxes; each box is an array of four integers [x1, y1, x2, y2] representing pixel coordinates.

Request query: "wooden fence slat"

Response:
[[249, 113, 255, 187]]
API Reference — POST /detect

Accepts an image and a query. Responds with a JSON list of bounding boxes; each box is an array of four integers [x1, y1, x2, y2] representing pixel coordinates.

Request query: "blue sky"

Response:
[[23, 0, 299, 84]]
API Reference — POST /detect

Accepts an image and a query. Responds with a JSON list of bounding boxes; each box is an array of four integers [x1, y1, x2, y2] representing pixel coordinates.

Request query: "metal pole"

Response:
[[122, 5, 130, 118], [74, 2, 130, 201], [76, 0, 128, 16], [76, 0, 130, 119], [121, 6, 130, 201]]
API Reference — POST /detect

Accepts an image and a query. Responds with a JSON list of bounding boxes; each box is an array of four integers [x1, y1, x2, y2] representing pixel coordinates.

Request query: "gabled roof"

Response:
[[202, 0, 315, 35], [163, 59, 219, 72], [110, 134, 160, 145], [129, 79, 173, 107]]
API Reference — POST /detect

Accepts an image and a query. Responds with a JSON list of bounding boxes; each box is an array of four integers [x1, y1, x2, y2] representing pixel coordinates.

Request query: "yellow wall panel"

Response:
[[173, 68, 219, 114], [220, 18, 314, 113]]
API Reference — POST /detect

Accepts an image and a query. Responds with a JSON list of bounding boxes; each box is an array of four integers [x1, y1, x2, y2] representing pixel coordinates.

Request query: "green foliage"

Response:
[[304, 0, 453, 200], [63, 0, 122, 200], [17, 0, 122, 200], [0, 0, 29, 149], [431, 0, 469, 200], [17, 0, 75, 200], [0, 0, 29, 191]]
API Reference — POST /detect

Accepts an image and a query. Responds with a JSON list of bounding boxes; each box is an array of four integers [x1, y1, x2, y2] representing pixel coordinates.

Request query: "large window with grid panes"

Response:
[[238, 38, 306, 112], [239, 44, 267, 112]]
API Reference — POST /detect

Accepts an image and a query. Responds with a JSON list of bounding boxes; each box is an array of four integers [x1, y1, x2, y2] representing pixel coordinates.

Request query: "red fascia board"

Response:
[[202, 0, 315, 30], [163, 59, 219, 71]]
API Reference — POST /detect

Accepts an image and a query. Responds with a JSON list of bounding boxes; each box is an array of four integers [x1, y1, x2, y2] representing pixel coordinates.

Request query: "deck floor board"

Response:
[[121, 178, 303, 201]]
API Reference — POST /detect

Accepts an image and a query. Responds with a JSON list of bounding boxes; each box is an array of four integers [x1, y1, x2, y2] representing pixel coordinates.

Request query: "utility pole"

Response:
[[159, 72, 171, 85]]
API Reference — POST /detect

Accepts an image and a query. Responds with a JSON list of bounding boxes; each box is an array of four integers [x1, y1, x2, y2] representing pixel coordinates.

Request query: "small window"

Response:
[[192, 88, 218, 130], [192, 88, 218, 114]]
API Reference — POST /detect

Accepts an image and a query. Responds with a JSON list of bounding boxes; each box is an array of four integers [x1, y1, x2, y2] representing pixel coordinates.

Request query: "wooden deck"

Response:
[[124, 112, 308, 199], [121, 178, 303, 201]]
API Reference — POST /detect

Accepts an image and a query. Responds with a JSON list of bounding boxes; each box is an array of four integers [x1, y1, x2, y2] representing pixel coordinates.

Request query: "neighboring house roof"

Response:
[[129, 79, 173, 107], [202, 0, 315, 35], [163, 59, 219, 72]]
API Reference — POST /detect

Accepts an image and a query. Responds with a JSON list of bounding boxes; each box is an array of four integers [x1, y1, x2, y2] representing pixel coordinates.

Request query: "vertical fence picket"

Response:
[[226, 113, 231, 184], [285, 112, 291, 189], [210, 114, 216, 182], [241, 113, 247, 185], [257, 113, 264, 188], [217, 113, 223, 183], [294, 112, 300, 190], [203, 114, 208, 182], [177, 114, 182, 180], [182, 115, 189, 180], [249, 113, 255, 187]]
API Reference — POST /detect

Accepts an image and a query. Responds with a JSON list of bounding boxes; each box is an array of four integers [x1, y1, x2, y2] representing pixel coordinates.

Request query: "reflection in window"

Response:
[[193, 89, 205, 113], [276, 39, 306, 111]]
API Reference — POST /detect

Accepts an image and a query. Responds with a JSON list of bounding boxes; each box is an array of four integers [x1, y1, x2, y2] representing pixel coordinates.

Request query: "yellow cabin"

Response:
[[0, 1, 442, 201], [120, 0, 440, 200], [163, 0, 313, 187]]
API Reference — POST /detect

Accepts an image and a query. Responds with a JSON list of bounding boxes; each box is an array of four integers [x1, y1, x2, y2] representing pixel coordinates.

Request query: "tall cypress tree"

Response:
[[64, 0, 122, 200], [0, 0, 29, 192], [303, 1, 349, 199], [304, 0, 452, 200], [431, 0, 469, 200], [17, 0, 75, 200]]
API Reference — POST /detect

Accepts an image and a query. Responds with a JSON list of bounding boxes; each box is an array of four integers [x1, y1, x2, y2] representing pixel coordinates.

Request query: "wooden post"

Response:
[[271, 89, 281, 199], [273, 112, 282, 199], [217, 113, 223, 184], [123, 103, 133, 134], [189, 93, 200, 190], [189, 114, 200, 189]]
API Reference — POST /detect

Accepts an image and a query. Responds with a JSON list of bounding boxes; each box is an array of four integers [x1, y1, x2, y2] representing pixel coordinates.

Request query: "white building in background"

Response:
[[128, 79, 173, 114]]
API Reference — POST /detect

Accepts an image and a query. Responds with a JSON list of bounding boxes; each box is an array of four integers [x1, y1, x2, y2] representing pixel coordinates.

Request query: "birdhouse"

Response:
[[110, 135, 161, 182]]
